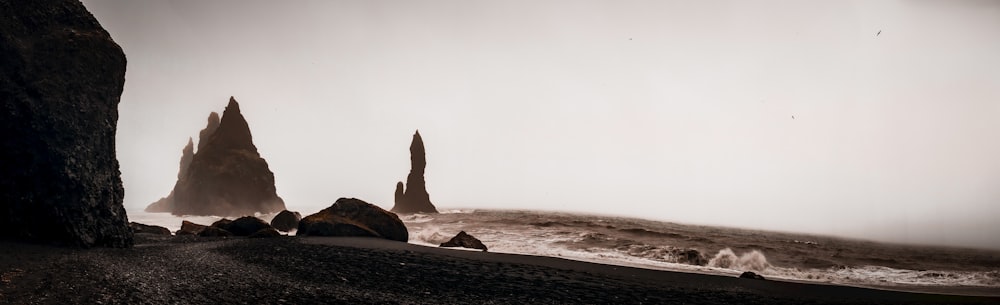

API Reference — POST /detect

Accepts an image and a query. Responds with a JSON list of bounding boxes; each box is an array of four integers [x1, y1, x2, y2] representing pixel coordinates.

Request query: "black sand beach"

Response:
[[1, 236, 996, 305]]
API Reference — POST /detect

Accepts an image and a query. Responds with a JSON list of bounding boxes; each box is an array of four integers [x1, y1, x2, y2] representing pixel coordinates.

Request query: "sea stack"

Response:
[[146, 97, 286, 217], [0, 0, 133, 247], [391, 131, 439, 214]]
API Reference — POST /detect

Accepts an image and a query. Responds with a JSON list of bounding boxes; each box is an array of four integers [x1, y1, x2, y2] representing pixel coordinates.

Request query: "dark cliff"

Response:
[[0, 0, 133, 247]]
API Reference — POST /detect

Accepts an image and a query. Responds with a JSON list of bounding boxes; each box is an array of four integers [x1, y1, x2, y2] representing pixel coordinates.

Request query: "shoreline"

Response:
[[2, 235, 998, 304]]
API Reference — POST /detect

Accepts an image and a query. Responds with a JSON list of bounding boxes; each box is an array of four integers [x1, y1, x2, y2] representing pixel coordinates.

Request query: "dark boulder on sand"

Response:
[[176, 220, 234, 237], [739, 271, 766, 280], [129, 222, 171, 235], [390, 131, 439, 214], [0, 0, 133, 247], [223, 216, 274, 236], [211, 218, 233, 230], [148, 97, 286, 217], [198, 226, 233, 237], [176, 221, 207, 236], [298, 198, 408, 242], [440, 231, 488, 251], [271, 210, 302, 232]]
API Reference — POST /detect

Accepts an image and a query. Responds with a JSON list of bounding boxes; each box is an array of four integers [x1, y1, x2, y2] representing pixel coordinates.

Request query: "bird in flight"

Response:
[[791, 115, 795, 119], [876, 30, 881, 36]]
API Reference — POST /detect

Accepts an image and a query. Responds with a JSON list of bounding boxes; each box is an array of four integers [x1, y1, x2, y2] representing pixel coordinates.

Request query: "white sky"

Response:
[[81, 0, 1000, 249]]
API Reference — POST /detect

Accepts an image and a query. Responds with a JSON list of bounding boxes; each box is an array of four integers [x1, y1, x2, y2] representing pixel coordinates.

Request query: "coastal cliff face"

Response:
[[0, 0, 133, 247], [151, 97, 286, 217], [391, 131, 439, 214]]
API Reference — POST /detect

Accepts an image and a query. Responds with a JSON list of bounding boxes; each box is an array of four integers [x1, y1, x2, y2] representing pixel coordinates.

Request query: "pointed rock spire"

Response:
[[197, 112, 220, 152], [147, 96, 285, 217], [178, 137, 194, 179], [204, 97, 254, 152], [391, 130, 438, 214]]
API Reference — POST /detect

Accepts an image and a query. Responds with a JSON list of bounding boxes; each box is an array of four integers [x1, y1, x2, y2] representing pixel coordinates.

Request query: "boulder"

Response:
[[176, 221, 208, 236], [440, 231, 488, 251], [224, 216, 273, 236], [298, 198, 408, 242], [270, 210, 302, 232], [211, 219, 233, 230], [0, 0, 133, 247], [739, 271, 766, 280], [390, 131, 439, 214], [129, 222, 171, 235], [146, 97, 286, 217], [198, 226, 233, 237], [249, 228, 281, 238]]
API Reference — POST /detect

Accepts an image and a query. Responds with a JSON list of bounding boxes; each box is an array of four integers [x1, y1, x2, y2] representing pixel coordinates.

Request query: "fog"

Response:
[[81, 0, 1000, 249]]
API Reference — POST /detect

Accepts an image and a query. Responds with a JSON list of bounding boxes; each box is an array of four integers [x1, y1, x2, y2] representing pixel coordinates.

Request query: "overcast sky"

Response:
[[81, 0, 1000, 249]]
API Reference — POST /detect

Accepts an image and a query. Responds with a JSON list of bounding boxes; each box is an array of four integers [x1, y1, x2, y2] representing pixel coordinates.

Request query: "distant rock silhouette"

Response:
[[391, 131, 439, 214], [0, 0, 133, 247], [146, 97, 286, 217], [298, 198, 408, 242], [270, 210, 302, 232], [440, 231, 488, 251]]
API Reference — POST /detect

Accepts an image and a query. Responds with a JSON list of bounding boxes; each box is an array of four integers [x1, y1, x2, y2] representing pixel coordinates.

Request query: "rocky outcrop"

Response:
[[440, 231, 488, 251], [270, 210, 302, 232], [0, 0, 133, 247], [390, 131, 438, 214], [144, 138, 194, 213], [298, 198, 408, 242], [176, 221, 208, 236], [198, 226, 233, 237], [146, 97, 286, 217], [129, 222, 171, 235]]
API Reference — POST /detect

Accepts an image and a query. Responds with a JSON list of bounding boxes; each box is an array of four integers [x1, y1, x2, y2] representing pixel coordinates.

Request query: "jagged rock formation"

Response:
[[298, 198, 408, 242], [391, 131, 438, 214], [146, 97, 286, 217], [440, 231, 488, 251], [0, 0, 133, 247], [178, 138, 194, 179], [197, 112, 220, 151], [144, 137, 194, 213]]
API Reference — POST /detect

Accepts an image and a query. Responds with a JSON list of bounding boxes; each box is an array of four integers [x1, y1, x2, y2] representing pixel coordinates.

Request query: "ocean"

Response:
[[128, 208, 1000, 295]]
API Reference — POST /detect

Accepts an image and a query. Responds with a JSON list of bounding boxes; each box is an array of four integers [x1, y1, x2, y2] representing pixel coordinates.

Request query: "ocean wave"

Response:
[[400, 213, 434, 223], [707, 248, 771, 272]]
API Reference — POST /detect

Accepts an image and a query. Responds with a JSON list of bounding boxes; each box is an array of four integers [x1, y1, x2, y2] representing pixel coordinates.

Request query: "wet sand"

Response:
[[1, 235, 997, 304]]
